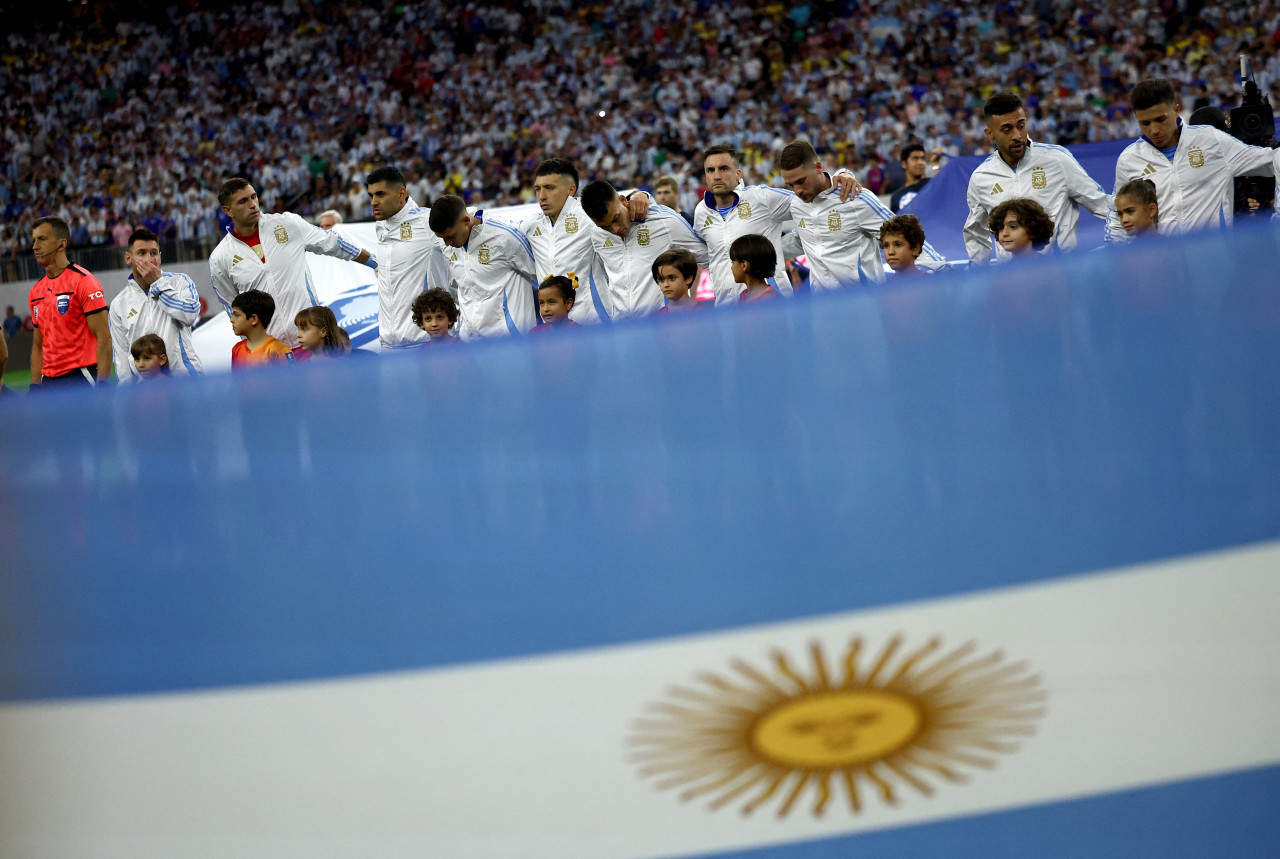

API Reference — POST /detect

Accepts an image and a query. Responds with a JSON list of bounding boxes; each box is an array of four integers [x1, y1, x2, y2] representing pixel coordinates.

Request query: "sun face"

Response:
[[629, 636, 1046, 818]]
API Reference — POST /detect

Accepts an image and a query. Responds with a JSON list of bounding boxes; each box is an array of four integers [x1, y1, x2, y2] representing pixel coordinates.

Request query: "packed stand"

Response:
[[1, 0, 1277, 253]]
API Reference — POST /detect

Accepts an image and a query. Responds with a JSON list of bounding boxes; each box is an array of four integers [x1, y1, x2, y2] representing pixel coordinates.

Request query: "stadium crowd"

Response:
[[1, 0, 1277, 254]]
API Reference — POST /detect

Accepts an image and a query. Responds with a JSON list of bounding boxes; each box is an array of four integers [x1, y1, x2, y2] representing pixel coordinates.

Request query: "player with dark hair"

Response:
[[28, 216, 112, 389], [367, 165, 449, 350], [521, 158, 646, 325], [963, 92, 1115, 263], [109, 227, 203, 383], [210, 178, 378, 348], [430, 194, 539, 338], [582, 179, 708, 319], [779, 139, 945, 287], [693, 143, 860, 304], [1111, 78, 1280, 237]]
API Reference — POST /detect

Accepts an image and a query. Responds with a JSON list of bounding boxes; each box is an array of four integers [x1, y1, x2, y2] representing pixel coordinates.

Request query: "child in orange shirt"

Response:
[[230, 289, 293, 369]]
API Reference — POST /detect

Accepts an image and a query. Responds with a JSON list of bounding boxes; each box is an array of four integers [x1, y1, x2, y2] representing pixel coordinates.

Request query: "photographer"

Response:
[[1110, 79, 1280, 240]]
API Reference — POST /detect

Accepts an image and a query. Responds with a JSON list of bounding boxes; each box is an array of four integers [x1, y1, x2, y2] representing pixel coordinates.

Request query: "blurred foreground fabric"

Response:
[[2, 222, 1279, 857]]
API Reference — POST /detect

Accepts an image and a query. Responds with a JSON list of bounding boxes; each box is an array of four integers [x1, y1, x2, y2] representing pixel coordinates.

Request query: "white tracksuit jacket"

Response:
[[1111, 123, 1280, 240], [108, 272, 204, 383], [209, 211, 366, 348], [442, 212, 539, 339], [592, 205, 708, 319], [964, 140, 1116, 263], [693, 183, 796, 304], [375, 198, 450, 348], [785, 182, 947, 288], [523, 195, 614, 324]]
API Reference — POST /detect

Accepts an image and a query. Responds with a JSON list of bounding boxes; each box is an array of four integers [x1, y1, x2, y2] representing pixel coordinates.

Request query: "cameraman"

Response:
[[1110, 79, 1280, 240]]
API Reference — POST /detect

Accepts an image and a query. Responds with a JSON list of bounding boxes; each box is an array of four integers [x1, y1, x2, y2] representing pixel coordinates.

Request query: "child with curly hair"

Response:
[[410, 287, 460, 346], [988, 198, 1054, 256]]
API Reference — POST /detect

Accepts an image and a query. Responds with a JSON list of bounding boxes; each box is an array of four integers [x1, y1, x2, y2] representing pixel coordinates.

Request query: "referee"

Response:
[[28, 217, 112, 389]]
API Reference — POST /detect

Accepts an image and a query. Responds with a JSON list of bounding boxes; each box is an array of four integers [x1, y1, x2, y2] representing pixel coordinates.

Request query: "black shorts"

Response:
[[37, 366, 99, 390]]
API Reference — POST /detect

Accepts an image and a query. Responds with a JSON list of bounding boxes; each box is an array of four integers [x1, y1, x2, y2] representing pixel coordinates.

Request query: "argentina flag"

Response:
[[2, 223, 1279, 858]]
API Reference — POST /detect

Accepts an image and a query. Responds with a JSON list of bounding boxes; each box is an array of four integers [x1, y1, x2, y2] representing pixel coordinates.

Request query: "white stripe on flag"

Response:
[[3, 540, 1279, 858]]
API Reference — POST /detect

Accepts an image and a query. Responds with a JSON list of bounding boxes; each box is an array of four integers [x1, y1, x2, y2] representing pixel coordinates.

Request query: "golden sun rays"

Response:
[[628, 635, 1046, 818]]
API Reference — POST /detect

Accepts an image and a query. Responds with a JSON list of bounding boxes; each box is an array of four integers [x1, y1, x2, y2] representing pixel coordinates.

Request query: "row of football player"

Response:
[[212, 82, 1271, 358], [130, 175, 1166, 383], [129, 218, 938, 379]]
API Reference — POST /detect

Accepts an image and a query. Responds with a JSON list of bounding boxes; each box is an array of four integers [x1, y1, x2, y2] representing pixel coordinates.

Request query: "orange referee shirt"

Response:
[[28, 263, 108, 377]]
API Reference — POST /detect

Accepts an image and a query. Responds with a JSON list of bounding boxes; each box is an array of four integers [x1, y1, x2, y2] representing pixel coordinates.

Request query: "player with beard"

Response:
[[692, 144, 861, 304], [367, 166, 450, 349], [779, 140, 947, 288], [963, 92, 1116, 263], [210, 178, 378, 348]]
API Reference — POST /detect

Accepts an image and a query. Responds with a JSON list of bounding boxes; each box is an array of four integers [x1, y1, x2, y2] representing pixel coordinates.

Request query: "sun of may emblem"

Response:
[[629, 635, 1045, 819]]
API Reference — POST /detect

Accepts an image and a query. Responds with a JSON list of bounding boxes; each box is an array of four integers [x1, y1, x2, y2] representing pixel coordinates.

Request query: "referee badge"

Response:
[[400, 223, 413, 241], [565, 214, 579, 234], [1188, 146, 1205, 168], [56, 294, 70, 315], [274, 226, 289, 244]]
